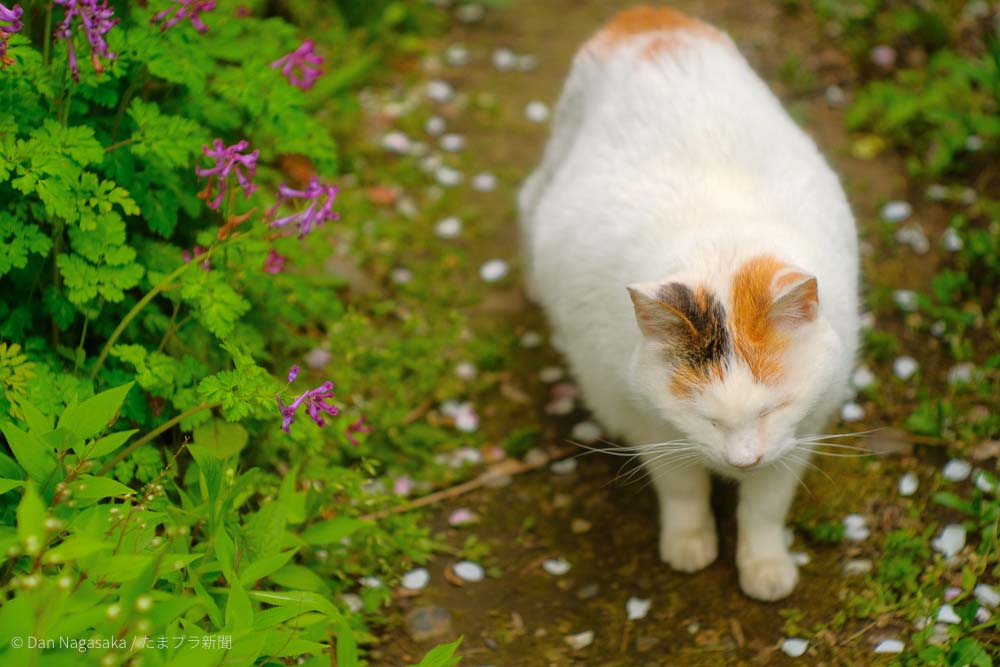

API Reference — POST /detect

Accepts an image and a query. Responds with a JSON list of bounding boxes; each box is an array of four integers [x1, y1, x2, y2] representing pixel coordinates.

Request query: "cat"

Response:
[[518, 5, 859, 601]]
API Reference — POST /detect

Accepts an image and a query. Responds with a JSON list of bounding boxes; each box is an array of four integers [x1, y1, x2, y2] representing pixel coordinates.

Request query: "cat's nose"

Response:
[[723, 451, 762, 468]]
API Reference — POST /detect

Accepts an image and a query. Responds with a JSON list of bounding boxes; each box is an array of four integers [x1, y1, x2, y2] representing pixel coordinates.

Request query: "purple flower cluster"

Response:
[[151, 0, 216, 33], [0, 3, 22, 69], [267, 177, 340, 238], [276, 365, 340, 433], [54, 0, 119, 81], [195, 139, 259, 210], [271, 39, 323, 90], [181, 245, 211, 270], [345, 415, 372, 446]]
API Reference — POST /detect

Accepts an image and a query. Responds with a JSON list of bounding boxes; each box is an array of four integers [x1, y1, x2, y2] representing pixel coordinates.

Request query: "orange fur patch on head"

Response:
[[588, 5, 723, 57]]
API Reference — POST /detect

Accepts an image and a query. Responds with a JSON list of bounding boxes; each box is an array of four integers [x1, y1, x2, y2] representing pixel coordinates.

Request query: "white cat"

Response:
[[519, 5, 858, 601]]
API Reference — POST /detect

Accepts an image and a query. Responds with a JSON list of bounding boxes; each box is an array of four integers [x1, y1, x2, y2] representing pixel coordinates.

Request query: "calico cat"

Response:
[[519, 5, 859, 600]]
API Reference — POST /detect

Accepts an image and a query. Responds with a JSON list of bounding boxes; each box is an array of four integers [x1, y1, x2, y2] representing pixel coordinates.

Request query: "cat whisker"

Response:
[[795, 429, 883, 444], [785, 453, 836, 486], [780, 459, 813, 499], [617, 451, 699, 485], [798, 447, 882, 459]]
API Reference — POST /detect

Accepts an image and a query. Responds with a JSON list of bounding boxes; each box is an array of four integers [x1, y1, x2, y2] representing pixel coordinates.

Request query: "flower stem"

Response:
[[97, 401, 220, 476], [42, 5, 52, 67]]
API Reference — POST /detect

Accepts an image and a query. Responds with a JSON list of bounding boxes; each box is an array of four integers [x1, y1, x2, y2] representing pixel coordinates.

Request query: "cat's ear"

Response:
[[770, 269, 819, 326], [627, 282, 699, 340]]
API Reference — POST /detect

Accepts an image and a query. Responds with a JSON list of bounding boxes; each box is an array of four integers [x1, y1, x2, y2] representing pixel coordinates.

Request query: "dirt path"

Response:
[[368, 2, 946, 665]]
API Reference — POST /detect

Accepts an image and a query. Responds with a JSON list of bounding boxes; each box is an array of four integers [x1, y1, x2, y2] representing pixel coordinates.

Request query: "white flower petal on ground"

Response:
[[937, 604, 961, 624], [880, 200, 912, 223], [450, 447, 483, 466], [974, 584, 1000, 608], [454, 361, 477, 380], [825, 84, 846, 107], [525, 100, 550, 123], [843, 514, 869, 542], [436, 166, 463, 186], [781, 638, 809, 658], [946, 363, 975, 385], [926, 183, 949, 201], [440, 133, 465, 152], [434, 216, 462, 239], [931, 524, 966, 558], [382, 131, 412, 154], [342, 593, 363, 613], [492, 48, 517, 70], [426, 80, 455, 103], [360, 576, 382, 588], [898, 472, 918, 497], [521, 331, 543, 348], [942, 459, 971, 482], [543, 558, 572, 576], [472, 171, 498, 192], [974, 471, 997, 494], [564, 631, 594, 650], [894, 224, 929, 254], [454, 410, 479, 433], [892, 356, 919, 380], [401, 568, 429, 590], [479, 259, 509, 283], [851, 366, 876, 390], [448, 508, 477, 526], [571, 421, 603, 444], [892, 289, 919, 312], [455, 3, 485, 23], [453, 561, 484, 582], [843, 558, 873, 575], [976, 608, 992, 624], [626, 597, 652, 620], [539, 366, 564, 382], [840, 402, 865, 422], [304, 348, 332, 370], [790, 551, 811, 566], [445, 44, 470, 66], [942, 227, 964, 252], [390, 268, 413, 285], [425, 115, 447, 136], [550, 458, 578, 475], [874, 639, 905, 654]]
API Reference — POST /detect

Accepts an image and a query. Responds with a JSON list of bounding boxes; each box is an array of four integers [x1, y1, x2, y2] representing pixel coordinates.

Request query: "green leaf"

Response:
[[0, 479, 24, 495], [19, 400, 53, 434], [215, 527, 236, 582], [1, 422, 57, 483], [57, 382, 134, 440], [72, 474, 135, 500], [335, 622, 360, 667], [413, 638, 463, 667], [192, 419, 248, 458], [247, 591, 342, 620], [16, 482, 46, 547], [238, 549, 298, 587], [300, 518, 363, 546], [225, 578, 254, 631], [88, 429, 138, 458]]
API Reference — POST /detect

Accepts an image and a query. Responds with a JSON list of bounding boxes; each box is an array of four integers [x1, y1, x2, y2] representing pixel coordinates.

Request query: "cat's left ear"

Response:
[[770, 268, 819, 326]]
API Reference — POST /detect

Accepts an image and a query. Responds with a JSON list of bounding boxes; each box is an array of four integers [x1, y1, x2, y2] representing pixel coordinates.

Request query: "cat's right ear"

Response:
[[626, 282, 700, 341]]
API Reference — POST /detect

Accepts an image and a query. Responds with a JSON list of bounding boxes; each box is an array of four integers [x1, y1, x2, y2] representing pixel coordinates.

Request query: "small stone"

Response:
[[542, 558, 572, 576], [843, 558, 873, 575], [440, 133, 465, 152], [448, 508, 477, 526], [425, 115, 447, 136], [825, 84, 846, 107], [851, 366, 876, 390], [402, 568, 430, 590], [453, 561, 484, 582], [881, 200, 912, 223], [571, 518, 592, 534], [455, 3, 485, 23], [564, 631, 594, 650], [870, 45, 896, 68], [626, 597, 652, 620], [382, 131, 411, 154], [454, 361, 477, 380], [840, 402, 865, 422], [521, 331, 543, 348], [304, 348, 332, 370], [790, 551, 811, 566], [937, 604, 961, 625], [843, 514, 870, 542], [525, 100, 550, 123], [892, 356, 919, 380], [892, 289, 919, 311], [781, 638, 809, 658], [571, 421, 603, 444], [898, 472, 918, 496], [436, 166, 463, 186], [492, 48, 517, 70], [942, 227, 964, 252], [942, 459, 972, 482], [479, 259, 509, 283], [550, 458, 578, 475], [947, 363, 975, 385], [874, 639, 905, 654], [406, 606, 453, 641], [974, 584, 1000, 608], [434, 216, 462, 239], [445, 44, 470, 66], [472, 171, 498, 192], [426, 80, 455, 103], [932, 524, 966, 558], [539, 366, 564, 382]]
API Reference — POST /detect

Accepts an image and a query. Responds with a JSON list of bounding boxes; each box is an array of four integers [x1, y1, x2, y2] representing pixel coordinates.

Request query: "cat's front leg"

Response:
[[736, 458, 806, 601], [645, 459, 717, 572]]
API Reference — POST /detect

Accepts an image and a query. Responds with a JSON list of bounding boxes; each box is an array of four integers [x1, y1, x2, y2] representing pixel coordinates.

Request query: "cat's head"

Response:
[[627, 254, 842, 472]]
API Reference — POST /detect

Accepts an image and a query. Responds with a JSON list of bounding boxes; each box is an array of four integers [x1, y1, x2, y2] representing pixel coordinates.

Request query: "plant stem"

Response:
[[97, 401, 220, 475], [42, 5, 52, 67], [104, 137, 137, 152]]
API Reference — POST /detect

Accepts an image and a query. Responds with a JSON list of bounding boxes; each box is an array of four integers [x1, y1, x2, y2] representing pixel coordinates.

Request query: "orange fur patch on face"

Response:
[[587, 5, 722, 57]]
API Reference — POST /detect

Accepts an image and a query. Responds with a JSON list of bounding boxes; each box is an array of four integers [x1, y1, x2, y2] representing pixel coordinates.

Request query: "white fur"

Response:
[[520, 23, 858, 600]]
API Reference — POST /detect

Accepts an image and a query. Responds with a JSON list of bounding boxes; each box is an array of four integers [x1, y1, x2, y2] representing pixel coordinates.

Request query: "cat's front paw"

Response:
[[738, 555, 799, 601], [659, 528, 718, 573]]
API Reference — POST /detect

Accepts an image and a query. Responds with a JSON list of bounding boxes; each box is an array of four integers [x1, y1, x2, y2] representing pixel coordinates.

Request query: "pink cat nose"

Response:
[[724, 452, 762, 469]]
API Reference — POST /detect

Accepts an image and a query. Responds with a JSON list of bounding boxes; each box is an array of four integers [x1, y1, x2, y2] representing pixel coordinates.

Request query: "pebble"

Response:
[[937, 604, 961, 624], [426, 80, 455, 103], [542, 558, 572, 576], [401, 568, 430, 590], [564, 631, 594, 650], [851, 366, 876, 390], [454, 361, 477, 380], [892, 289, 919, 311], [304, 348, 332, 370], [880, 200, 912, 223], [874, 639, 905, 654], [479, 259, 509, 283], [571, 421, 603, 444], [440, 133, 465, 152], [942, 459, 972, 482], [840, 402, 865, 422], [843, 558, 873, 575], [436, 166, 463, 186], [521, 331, 543, 348], [406, 606, 453, 641], [781, 638, 809, 658], [425, 115, 446, 136], [539, 366, 564, 382], [472, 171, 498, 192], [898, 472, 919, 496], [448, 508, 477, 526], [492, 48, 517, 70], [942, 227, 964, 252], [445, 44, 470, 66], [576, 583, 600, 600], [626, 597, 652, 620], [931, 524, 966, 558], [974, 584, 1000, 608], [946, 363, 975, 385], [892, 356, 919, 380], [455, 3, 485, 23], [382, 131, 412, 154], [434, 216, 462, 239], [525, 100, 550, 123], [843, 514, 870, 542], [453, 561, 485, 582], [550, 458, 578, 475]]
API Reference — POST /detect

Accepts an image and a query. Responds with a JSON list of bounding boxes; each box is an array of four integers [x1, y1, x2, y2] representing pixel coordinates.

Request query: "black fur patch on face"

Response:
[[654, 283, 731, 371]]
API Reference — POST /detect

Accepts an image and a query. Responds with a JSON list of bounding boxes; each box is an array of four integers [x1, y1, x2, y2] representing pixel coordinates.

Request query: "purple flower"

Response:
[[0, 3, 22, 69], [54, 0, 119, 82], [151, 0, 216, 33], [276, 372, 340, 433], [345, 415, 372, 446], [181, 245, 211, 270], [195, 139, 259, 210], [287, 365, 300, 383], [267, 177, 339, 238], [271, 39, 323, 90], [263, 248, 287, 274]]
